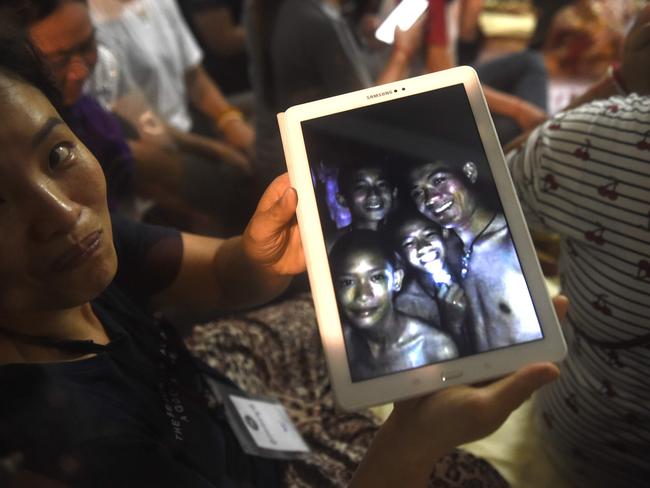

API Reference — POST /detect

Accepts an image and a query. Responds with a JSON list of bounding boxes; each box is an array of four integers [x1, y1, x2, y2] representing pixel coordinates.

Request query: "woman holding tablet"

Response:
[[0, 30, 562, 487]]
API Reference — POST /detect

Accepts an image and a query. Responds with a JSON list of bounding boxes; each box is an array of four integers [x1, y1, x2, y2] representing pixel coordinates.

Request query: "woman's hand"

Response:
[[208, 139, 252, 174], [351, 296, 567, 487], [351, 359, 560, 487], [393, 295, 567, 448], [243, 173, 305, 275], [393, 15, 425, 61], [390, 362, 559, 453]]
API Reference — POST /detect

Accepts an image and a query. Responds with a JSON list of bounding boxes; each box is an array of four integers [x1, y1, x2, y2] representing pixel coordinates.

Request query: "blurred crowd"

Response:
[[2, 0, 642, 238], [0, 1, 648, 487]]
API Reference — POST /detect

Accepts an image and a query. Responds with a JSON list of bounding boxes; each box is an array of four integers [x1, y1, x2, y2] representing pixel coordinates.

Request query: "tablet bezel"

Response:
[[278, 66, 566, 411]]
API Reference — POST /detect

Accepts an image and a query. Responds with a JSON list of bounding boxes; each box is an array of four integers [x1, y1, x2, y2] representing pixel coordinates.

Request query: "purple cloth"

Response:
[[62, 95, 135, 211]]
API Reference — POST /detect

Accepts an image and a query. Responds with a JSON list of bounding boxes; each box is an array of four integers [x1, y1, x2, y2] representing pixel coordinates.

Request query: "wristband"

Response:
[[216, 107, 244, 131], [607, 64, 628, 95]]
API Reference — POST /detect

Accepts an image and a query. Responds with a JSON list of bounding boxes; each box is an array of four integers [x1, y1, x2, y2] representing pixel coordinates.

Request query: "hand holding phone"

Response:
[[375, 0, 429, 45]]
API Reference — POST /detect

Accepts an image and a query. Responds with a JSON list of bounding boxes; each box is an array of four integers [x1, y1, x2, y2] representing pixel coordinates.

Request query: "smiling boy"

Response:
[[330, 230, 457, 381], [390, 209, 472, 353], [336, 162, 397, 231]]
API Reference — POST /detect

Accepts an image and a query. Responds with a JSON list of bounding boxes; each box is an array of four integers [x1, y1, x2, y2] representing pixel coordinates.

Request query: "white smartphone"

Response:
[[277, 67, 567, 411], [375, 0, 429, 45]]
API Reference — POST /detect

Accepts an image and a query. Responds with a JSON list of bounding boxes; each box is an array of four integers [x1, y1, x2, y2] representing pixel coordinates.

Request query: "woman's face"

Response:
[[397, 218, 445, 275], [29, 2, 98, 106], [334, 247, 401, 332], [408, 163, 476, 229], [0, 75, 116, 316]]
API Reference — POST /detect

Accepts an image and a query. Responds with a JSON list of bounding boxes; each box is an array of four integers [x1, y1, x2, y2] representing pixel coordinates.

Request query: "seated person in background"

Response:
[[541, 0, 634, 79], [1, 0, 133, 214], [87, 0, 255, 157], [528, 0, 571, 50], [176, 0, 252, 98], [336, 160, 398, 231], [406, 160, 542, 351], [426, 0, 549, 145], [6, 0, 256, 234], [0, 31, 564, 487], [388, 206, 472, 354], [330, 230, 458, 382], [505, 6, 650, 486], [245, 0, 424, 188], [427, 0, 484, 66]]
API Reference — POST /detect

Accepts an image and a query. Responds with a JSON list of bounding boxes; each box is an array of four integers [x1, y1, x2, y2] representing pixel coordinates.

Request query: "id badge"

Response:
[[205, 377, 310, 460]]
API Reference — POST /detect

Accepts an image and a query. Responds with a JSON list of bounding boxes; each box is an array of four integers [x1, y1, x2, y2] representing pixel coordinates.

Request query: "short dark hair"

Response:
[[0, 0, 86, 27], [0, 21, 62, 108], [337, 160, 393, 196], [385, 203, 443, 248], [399, 159, 461, 187], [329, 229, 397, 274]]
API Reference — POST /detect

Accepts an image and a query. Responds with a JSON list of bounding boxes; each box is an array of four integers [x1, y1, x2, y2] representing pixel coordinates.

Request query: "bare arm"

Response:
[[128, 139, 185, 193], [151, 174, 303, 312], [191, 6, 246, 58], [504, 5, 650, 153], [166, 125, 251, 172], [376, 49, 412, 85], [185, 65, 255, 153], [483, 85, 547, 130], [185, 64, 231, 121], [425, 45, 454, 72], [503, 74, 619, 153], [351, 360, 561, 487], [376, 18, 425, 85], [458, 0, 483, 43], [350, 295, 565, 487]]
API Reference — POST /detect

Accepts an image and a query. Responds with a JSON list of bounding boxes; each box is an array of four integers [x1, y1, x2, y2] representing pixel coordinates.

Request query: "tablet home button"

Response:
[[441, 370, 464, 382]]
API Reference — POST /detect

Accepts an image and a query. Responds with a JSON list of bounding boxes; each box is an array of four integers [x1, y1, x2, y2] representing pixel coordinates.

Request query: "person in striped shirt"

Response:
[[505, 6, 650, 486]]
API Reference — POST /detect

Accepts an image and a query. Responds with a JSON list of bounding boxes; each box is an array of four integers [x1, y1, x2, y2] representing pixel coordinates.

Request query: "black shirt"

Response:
[[0, 216, 283, 487], [177, 0, 251, 94]]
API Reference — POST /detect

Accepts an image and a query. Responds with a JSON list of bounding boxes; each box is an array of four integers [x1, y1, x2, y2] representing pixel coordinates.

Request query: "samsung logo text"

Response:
[[366, 91, 394, 100]]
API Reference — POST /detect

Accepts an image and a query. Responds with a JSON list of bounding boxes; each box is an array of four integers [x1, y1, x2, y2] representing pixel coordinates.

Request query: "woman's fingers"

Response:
[[477, 362, 559, 424], [552, 294, 569, 321]]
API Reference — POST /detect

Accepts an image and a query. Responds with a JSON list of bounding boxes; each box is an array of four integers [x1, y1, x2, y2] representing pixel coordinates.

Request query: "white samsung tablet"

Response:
[[278, 67, 566, 411]]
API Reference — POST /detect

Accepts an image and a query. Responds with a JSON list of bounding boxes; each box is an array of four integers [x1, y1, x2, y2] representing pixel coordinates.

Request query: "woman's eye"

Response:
[[49, 142, 75, 169], [411, 188, 423, 200]]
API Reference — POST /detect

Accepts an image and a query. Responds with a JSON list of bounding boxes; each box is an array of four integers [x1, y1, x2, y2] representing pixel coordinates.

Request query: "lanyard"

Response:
[[0, 325, 111, 355]]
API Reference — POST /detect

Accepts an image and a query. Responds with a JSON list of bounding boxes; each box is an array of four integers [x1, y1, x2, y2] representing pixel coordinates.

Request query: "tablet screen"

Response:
[[300, 83, 544, 382]]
